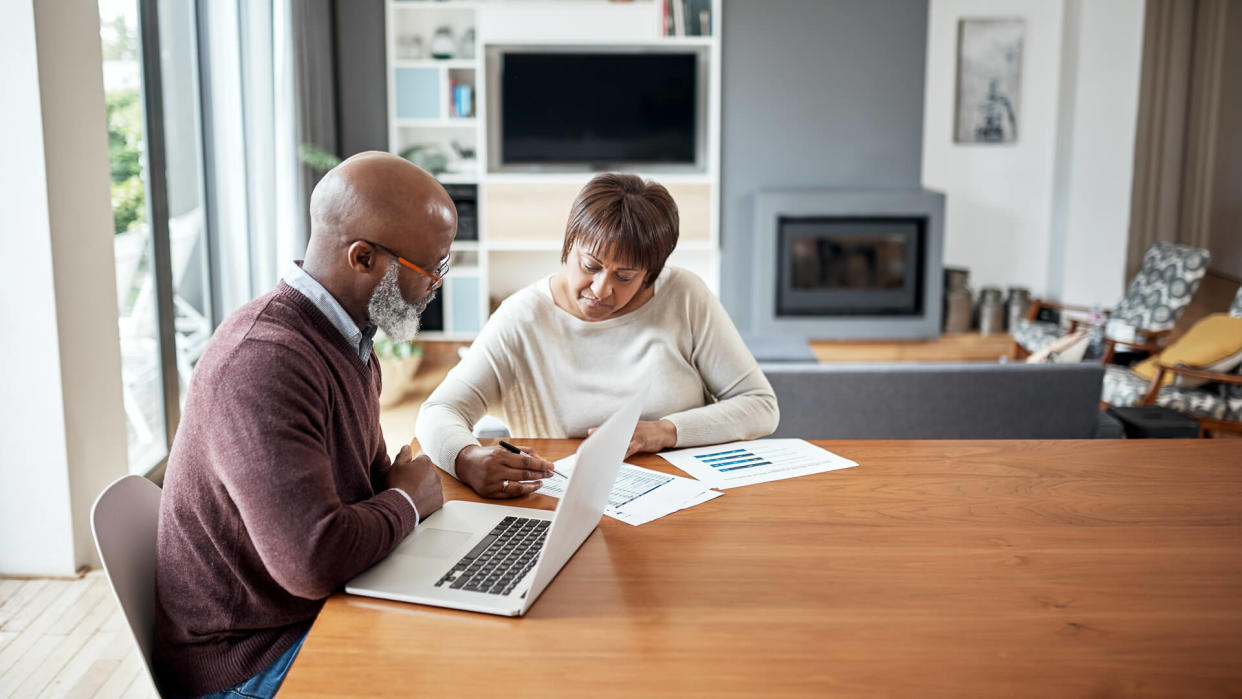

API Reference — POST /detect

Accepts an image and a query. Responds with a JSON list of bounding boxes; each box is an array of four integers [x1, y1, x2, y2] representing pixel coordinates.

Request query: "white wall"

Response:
[[0, 1, 76, 576], [923, 0, 1066, 297], [0, 0, 129, 576], [923, 0, 1145, 305], [1052, 0, 1145, 305]]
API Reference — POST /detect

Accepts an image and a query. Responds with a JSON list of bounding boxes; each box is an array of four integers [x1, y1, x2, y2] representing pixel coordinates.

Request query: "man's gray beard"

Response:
[[367, 263, 431, 343]]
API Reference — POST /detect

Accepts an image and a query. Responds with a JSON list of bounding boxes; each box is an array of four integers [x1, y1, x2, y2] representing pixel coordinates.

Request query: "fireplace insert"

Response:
[[751, 189, 944, 340], [776, 216, 925, 317]]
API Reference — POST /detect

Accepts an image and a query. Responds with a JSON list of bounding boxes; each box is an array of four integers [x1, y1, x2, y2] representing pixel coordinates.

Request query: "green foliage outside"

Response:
[[102, 13, 144, 236], [107, 88, 146, 236], [299, 144, 342, 174], [101, 16, 138, 61]]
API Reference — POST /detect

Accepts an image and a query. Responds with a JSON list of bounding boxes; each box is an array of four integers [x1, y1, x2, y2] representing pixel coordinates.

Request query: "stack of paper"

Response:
[[659, 439, 858, 489], [535, 455, 721, 526]]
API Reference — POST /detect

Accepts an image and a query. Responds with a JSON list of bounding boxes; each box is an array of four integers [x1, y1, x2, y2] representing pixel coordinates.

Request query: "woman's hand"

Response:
[[454, 444, 555, 499], [591, 419, 678, 459]]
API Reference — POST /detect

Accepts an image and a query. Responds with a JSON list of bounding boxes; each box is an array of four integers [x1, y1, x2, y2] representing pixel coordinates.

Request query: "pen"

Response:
[[499, 440, 568, 480]]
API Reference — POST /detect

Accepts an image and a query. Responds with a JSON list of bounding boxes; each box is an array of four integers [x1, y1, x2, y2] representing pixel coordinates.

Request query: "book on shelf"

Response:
[[686, 0, 711, 36], [660, 0, 712, 37], [453, 84, 473, 119], [447, 77, 474, 119]]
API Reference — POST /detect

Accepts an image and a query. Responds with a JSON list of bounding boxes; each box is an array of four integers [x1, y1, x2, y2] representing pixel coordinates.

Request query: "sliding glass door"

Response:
[[99, 0, 212, 476]]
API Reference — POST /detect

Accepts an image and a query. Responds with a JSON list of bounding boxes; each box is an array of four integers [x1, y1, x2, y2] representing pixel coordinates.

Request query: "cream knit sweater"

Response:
[[415, 266, 780, 476]]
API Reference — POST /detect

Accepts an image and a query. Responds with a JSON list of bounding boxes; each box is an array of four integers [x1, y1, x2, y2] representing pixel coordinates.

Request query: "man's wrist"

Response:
[[387, 487, 420, 527]]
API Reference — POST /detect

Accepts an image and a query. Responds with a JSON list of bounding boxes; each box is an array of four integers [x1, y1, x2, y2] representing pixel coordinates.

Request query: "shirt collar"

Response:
[[283, 261, 376, 361]]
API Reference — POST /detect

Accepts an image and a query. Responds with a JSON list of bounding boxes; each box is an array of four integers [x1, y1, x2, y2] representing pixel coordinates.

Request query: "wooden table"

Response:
[[281, 440, 1242, 697]]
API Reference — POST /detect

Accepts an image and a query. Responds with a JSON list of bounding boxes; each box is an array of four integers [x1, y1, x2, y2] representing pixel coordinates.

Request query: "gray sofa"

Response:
[[761, 361, 1120, 439]]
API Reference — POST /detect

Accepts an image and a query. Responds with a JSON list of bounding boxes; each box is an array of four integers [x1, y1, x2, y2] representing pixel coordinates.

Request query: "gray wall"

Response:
[[720, 0, 929, 330], [334, 0, 387, 155]]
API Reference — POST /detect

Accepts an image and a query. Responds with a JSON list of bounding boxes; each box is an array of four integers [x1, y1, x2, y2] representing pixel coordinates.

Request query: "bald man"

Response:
[[153, 153, 455, 698]]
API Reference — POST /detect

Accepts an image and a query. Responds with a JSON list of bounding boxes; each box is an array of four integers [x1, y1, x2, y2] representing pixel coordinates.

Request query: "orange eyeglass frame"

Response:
[[363, 240, 449, 290]]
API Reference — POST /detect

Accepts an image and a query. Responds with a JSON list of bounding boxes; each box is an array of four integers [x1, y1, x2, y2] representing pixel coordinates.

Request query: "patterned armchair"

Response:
[[1101, 287, 1242, 435], [1012, 242, 1211, 357]]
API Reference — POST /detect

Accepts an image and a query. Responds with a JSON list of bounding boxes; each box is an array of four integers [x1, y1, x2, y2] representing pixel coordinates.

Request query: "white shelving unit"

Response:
[[386, 0, 722, 338]]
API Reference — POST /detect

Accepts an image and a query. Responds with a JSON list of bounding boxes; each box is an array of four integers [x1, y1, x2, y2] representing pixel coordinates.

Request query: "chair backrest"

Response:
[[91, 474, 163, 696], [1111, 242, 1211, 331]]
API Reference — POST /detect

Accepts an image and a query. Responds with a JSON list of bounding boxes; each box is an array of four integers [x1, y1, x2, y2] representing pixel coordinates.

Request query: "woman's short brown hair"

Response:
[[561, 173, 679, 287]]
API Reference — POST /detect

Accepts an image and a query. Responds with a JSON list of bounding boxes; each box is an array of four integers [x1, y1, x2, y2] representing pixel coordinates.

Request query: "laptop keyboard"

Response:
[[435, 516, 550, 595]]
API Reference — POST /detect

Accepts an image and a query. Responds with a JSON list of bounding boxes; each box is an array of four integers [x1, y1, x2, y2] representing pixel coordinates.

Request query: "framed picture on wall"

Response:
[[954, 18, 1024, 144]]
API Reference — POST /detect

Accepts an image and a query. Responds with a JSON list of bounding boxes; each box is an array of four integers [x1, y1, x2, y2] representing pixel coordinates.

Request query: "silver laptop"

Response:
[[346, 393, 641, 616]]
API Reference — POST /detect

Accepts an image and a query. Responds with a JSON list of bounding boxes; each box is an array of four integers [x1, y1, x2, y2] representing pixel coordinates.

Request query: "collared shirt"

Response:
[[281, 261, 418, 524], [283, 261, 376, 362]]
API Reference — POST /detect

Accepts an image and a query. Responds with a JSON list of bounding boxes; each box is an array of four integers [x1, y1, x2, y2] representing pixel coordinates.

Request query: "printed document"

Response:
[[659, 439, 858, 489], [535, 455, 721, 526]]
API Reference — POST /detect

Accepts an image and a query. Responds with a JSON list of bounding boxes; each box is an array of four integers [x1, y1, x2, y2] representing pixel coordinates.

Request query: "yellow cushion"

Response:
[[1132, 314, 1242, 386]]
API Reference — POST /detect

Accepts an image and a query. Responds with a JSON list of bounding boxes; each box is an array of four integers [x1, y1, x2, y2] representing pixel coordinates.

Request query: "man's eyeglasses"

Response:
[[363, 240, 450, 291]]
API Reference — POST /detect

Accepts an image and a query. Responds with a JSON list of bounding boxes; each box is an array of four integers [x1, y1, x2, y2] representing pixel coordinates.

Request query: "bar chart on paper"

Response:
[[693, 448, 772, 473], [660, 439, 859, 488]]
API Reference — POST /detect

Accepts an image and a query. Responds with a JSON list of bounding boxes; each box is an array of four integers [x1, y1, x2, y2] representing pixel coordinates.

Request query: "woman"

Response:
[[415, 173, 779, 498]]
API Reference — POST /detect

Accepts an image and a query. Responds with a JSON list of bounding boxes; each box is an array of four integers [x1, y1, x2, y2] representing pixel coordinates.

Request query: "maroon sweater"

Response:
[[153, 282, 417, 695]]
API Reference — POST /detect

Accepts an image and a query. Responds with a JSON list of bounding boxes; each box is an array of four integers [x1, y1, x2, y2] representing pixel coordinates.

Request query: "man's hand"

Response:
[[591, 419, 678, 459], [455, 444, 555, 499], [386, 445, 444, 520]]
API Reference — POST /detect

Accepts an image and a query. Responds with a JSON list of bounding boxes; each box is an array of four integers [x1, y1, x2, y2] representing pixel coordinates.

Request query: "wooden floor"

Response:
[[0, 345, 472, 699], [0, 573, 154, 698]]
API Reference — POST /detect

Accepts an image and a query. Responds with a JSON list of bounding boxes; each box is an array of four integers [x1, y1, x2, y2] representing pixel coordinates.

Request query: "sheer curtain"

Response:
[[198, 0, 305, 319]]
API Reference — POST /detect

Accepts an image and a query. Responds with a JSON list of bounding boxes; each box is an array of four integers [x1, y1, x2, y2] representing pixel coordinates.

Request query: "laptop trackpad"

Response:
[[396, 528, 473, 558]]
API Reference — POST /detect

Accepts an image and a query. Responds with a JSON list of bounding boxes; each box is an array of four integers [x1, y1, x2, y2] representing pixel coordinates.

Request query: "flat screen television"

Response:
[[488, 46, 706, 172]]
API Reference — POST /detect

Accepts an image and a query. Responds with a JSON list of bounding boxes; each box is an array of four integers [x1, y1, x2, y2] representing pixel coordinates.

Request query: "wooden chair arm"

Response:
[[1093, 328, 1170, 365], [1101, 337, 1117, 365], [1025, 299, 1097, 321], [1138, 365, 1173, 406], [1133, 327, 1173, 343], [1139, 363, 1242, 407], [1160, 363, 1242, 386], [1104, 328, 1171, 356]]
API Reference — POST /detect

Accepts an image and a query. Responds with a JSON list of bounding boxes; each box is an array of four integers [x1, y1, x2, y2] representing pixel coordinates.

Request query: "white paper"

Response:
[[675, 488, 724, 512], [659, 439, 858, 489], [535, 455, 721, 526]]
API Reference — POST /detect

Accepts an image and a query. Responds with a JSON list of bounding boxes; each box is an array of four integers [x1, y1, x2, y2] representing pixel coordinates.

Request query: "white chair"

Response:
[[473, 414, 511, 439], [91, 474, 164, 697]]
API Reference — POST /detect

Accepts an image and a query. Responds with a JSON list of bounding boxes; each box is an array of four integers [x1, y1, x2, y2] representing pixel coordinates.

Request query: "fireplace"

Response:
[[753, 190, 945, 340]]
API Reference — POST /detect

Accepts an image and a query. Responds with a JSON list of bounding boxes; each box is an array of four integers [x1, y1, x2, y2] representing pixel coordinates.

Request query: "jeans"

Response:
[[197, 632, 307, 699]]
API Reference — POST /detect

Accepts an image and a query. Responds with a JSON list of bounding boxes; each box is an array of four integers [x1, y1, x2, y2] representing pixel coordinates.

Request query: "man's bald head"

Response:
[[309, 151, 456, 254], [302, 151, 457, 325]]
